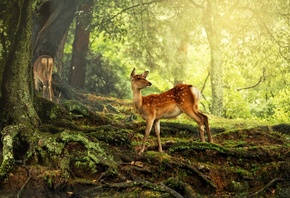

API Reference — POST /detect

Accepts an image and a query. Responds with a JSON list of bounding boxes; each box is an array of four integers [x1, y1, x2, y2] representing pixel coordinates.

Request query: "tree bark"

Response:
[[202, 0, 224, 117], [68, 0, 94, 88], [0, 0, 37, 183], [0, 0, 39, 127], [33, 0, 78, 62]]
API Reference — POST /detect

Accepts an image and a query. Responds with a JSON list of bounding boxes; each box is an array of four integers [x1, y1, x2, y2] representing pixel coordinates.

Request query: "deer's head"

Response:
[[130, 68, 152, 90]]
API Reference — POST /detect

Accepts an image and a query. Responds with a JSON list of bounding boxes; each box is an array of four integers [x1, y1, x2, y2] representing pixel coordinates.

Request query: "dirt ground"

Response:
[[1, 94, 290, 198]]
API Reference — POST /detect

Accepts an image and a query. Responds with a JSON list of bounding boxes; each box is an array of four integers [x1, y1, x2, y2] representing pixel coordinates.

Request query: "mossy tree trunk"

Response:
[[0, 0, 39, 128], [0, 0, 78, 183], [0, 0, 38, 182]]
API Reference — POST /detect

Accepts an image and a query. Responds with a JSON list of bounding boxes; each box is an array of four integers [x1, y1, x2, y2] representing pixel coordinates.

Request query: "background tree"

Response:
[[33, 0, 78, 72], [201, 0, 224, 116], [68, 0, 94, 88], [113, 0, 289, 119]]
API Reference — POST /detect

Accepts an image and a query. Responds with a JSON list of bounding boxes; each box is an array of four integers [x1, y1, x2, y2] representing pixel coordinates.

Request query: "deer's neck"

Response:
[[132, 88, 143, 111]]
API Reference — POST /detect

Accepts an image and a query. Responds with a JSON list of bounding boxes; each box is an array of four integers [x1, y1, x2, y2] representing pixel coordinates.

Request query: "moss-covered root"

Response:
[[74, 180, 184, 198], [0, 124, 25, 182], [59, 131, 116, 168]]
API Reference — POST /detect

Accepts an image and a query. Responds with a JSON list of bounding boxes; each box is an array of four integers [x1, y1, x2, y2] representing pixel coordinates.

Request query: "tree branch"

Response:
[[236, 76, 263, 91], [237, 68, 265, 91], [187, 0, 204, 9], [200, 70, 210, 111], [223, 0, 241, 19], [239, 6, 290, 62], [200, 70, 210, 94], [94, 0, 163, 32], [109, 0, 163, 21]]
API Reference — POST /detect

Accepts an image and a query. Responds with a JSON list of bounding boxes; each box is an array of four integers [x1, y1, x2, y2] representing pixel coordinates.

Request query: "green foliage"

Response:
[[62, 0, 290, 122], [85, 51, 130, 98], [271, 88, 290, 123]]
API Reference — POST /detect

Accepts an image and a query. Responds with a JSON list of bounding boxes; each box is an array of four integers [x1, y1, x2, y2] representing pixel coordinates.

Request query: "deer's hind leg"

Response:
[[154, 119, 162, 152], [182, 108, 206, 142], [47, 79, 53, 101], [198, 112, 213, 143]]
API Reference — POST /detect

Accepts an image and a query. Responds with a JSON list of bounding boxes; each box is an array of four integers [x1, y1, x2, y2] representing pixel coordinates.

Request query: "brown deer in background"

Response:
[[33, 55, 54, 101], [130, 68, 213, 154]]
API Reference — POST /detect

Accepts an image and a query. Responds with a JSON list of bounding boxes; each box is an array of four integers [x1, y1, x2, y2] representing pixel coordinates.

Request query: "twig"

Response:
[[200, 70, 210, 95], [17, 166, 31, 198]]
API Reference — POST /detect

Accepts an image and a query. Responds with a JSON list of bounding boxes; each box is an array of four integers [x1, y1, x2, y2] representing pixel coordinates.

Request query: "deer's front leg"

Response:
[[199, 125, 205, 142], [48, 80, 53, 101], [139, 118, 154, 154], [34, 73, 39, 91], [154, 119, 162, 152]]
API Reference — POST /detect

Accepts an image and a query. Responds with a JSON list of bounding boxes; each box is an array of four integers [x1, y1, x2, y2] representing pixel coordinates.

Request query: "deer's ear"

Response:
[[142, 71, 149, 78], [130, 68, 136, 79]]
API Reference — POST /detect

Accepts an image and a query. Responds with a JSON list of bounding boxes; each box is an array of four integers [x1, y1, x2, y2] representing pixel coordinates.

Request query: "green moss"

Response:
[[169, 141, 229, 154], [89, 125, 133, 148], [145, 151, 172, 164], [62, 100, 90, 116]]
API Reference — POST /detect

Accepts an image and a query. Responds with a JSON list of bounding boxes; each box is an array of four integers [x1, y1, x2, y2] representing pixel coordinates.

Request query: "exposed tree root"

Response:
[[249, 178, 286, 197], [0, 124, 25, 182], [73, 180, 184, 198], [59, 131, 115, 168], [165, 177, 199, 198]]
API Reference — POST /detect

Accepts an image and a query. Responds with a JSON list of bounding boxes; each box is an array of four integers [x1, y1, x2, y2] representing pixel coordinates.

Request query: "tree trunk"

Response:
[[174, 37, 189, 85], [202, 0, 224, 117], [55, 31, 68, 77], [32, 0, 78, 100], [68, 0, 94, 88], [0, 0, 39, 128]]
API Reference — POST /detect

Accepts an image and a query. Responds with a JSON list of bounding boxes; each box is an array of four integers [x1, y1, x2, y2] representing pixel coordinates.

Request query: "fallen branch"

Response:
[[249, 177, 286, 197], [171, 160, 216, 189]]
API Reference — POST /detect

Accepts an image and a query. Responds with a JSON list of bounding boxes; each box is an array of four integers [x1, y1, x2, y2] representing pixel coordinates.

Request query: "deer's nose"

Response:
[[149, 82, 152, 86]]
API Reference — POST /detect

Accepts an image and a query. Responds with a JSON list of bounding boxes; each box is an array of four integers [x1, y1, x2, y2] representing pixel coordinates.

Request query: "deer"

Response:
[[130, 68, 213, 154], [33, 55, 54, 101]]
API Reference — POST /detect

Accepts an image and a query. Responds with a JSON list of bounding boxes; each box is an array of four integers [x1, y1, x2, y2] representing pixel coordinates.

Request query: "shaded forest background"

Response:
[[0, 0, 290, 197]]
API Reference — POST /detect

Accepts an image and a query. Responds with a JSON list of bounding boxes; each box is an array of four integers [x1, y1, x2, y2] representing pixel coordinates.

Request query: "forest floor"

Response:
[[1, 91, 290, 198]]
